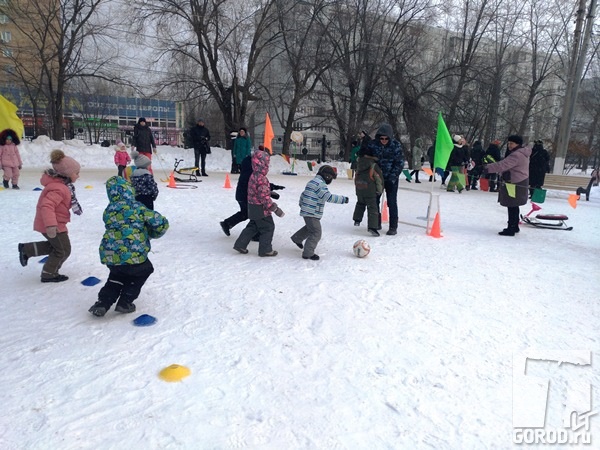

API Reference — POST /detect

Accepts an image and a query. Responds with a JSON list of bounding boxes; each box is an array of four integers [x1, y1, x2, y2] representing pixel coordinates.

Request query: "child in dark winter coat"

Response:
[[89, 176, 169, 317], [18, 150, 82, 282], [352, 148, 383, 236], [291, 165, 348, 260], [114, 141, 131, 177], [131, 150, 159, 209]]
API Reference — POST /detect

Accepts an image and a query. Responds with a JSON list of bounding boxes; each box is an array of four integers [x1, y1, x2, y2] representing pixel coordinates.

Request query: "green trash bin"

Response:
[[531, 188, 547, 203]]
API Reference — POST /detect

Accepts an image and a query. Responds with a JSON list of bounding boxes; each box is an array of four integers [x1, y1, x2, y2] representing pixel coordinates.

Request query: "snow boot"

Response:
[[115, 302, 136, 314], [220, 221, 230, 236], [2, 180, 8, 188], [368, 228, 380, 237], [89, 301, 109, 317], [18, 243, 28, 267], [302, 254, 320, 260]]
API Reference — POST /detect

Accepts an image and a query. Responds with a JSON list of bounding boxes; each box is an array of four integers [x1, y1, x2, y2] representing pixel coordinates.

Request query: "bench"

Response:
[[542, 174, 593, 201]]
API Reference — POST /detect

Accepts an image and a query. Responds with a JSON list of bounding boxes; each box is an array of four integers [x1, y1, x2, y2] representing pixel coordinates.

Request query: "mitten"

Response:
[[274, 207, 285, 218], [270, 184, 285, 190], [153, 148, 157, 154], [46, 226, 58, 238], [270, 191, 280, 200], [18, 165, 22, 170]]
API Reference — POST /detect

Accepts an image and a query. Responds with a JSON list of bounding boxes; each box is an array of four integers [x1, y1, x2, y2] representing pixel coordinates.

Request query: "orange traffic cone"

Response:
[[224, 173, 232, 189], [168, 171, 176, 188], [382, 200, 389, 223], [428, 212, 442, 238]]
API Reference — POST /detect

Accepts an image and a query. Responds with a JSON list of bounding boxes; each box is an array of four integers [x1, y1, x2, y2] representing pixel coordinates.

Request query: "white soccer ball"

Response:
[[353, 239, 370, 258]]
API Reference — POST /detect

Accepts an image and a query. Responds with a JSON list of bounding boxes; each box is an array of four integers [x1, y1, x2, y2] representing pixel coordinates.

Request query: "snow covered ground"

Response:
[[1, 137, 599, 449]]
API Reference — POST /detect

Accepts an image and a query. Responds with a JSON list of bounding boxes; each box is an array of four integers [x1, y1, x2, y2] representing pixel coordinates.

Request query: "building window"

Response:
[[0, 14, 8, 24], [0, 31, 11, 43], [2, 48, 12, 57], [0, 0, 7, 6]]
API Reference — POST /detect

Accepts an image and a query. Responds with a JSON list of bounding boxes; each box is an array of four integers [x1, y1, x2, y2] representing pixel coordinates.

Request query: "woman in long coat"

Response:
[[483, 135, 531, 236]]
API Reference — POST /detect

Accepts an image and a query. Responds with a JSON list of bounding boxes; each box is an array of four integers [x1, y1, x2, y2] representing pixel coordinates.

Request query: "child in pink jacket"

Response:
[[0, 129, 23, 189], [18, 149, 82, 283], [114, 141, 131, 177]]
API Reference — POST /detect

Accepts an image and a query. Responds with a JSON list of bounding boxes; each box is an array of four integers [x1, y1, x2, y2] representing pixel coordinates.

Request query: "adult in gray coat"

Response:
[[483, 135, 531, 236]]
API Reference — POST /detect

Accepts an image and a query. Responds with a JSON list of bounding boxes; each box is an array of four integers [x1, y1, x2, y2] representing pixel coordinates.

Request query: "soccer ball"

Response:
[[353, 239, 370, 258]]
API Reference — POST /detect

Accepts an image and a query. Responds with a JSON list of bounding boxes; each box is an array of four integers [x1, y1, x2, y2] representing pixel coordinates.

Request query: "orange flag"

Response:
[[263, 113, 274, 154], [568, 194, 578, 209], [422, 167, 433, 176]]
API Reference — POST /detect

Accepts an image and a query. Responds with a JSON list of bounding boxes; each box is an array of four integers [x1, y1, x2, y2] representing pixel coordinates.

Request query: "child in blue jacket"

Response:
[[89, 176, 169, 317]]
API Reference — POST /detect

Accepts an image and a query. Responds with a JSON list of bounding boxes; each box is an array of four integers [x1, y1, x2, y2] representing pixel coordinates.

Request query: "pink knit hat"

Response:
[[50, 149, 81, 179]]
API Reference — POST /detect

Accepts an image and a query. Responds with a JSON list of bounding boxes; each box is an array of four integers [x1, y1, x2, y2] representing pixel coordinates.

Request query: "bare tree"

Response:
[[1, 0, 122, 139], [132, 0, 282, 140]]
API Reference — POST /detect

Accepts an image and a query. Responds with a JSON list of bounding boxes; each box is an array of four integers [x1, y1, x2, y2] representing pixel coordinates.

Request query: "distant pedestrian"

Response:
[[131, 118, 157, 165], [114, 141, 130, 177], [529, 140, 550, 197], [0, 128, 22, 189], [409, 138, 424, 183], [233, 127, 252, 175], [189, 118, 211, 176]]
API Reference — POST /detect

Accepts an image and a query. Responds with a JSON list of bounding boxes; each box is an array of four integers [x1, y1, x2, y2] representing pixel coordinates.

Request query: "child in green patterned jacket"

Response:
[[89, 176, 169, 317]]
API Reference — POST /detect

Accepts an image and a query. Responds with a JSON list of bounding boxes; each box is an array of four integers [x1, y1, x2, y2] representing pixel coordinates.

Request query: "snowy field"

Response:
[[1, 137, 599, 449]]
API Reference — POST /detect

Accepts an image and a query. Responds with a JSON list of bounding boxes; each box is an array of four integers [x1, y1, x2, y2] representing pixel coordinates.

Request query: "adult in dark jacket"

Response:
[[445, 135, 467, 192], [483, 140, 502, 192], [469, 140, 485, 190], [131, 118, 156, 166], [483, 135, 531, 236], [529, 140, 550, 197], [220, 145, 284, 236], [427, 141, 438, 182], [189, 118, 211, 176], [368, 123, 404, 235]]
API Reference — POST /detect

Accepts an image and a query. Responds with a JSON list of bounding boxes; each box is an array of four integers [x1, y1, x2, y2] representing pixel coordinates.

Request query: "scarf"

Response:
[[65, 181, 83, 215]]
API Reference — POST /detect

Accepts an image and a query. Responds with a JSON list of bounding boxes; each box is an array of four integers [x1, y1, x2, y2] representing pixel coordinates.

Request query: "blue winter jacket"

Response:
[[369, 123, 404, 182], [99, 176, 169, 265]]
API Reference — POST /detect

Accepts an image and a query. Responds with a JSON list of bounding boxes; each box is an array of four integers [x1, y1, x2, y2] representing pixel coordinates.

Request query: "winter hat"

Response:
[[317, 165, 337, 185], [453, 135, 463, 144], [50, 149, 80, 179], [138, 117, 146, 124], [507, 135, 523, 146], [197, 118, 205, 124], [131, 150, 151, 169]]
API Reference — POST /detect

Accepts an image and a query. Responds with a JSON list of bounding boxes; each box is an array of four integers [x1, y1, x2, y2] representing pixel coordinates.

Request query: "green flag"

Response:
[[434, 112, 453, 171], [506, 183, 516, 198]]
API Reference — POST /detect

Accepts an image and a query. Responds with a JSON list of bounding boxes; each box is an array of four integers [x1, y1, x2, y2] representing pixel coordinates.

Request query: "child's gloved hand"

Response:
[[46, 226, 58, 238], [274, 207, 285, 217]]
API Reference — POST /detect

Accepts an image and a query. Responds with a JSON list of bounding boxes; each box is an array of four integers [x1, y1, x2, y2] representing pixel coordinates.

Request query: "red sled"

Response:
[[521, 214, 572, 231]]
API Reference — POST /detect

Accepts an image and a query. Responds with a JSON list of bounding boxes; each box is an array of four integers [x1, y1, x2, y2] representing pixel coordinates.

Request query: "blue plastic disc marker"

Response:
[[133, 314, 157, 327], [81, 276, 102, 286], [39, 256, 48, 263]]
